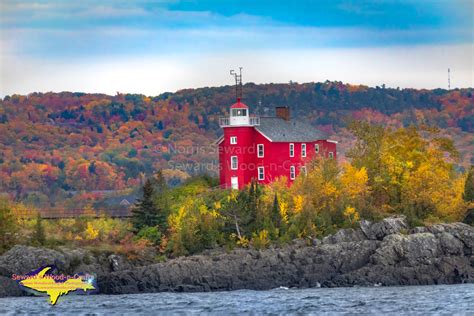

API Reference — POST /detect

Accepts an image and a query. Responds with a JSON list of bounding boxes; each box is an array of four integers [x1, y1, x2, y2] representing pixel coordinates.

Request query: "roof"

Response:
[[230, 100, 249, 109], [215, 135, 224, 145], [120, 199, 131, 206], [255, 117, 328, 142]]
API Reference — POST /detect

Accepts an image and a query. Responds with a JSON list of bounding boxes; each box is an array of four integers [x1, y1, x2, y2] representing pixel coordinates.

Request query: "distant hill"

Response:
[[0, 81, 472, 206]]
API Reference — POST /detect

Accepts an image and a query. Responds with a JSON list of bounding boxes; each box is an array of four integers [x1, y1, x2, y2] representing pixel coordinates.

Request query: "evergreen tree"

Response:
[[132, 170, 170, 233], [246, 179, 262, 230], [464, 166, 474, 202], [463, 166, 474, 225], [271, 193, 281, 227], [132, 178, 158, 233]]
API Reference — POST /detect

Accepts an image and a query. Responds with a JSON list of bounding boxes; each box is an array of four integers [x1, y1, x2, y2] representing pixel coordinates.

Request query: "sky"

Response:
[[0, 0, 473, 96]]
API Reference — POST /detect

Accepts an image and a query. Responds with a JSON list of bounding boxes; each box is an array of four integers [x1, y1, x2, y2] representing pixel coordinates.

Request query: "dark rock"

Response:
[[1, 220, 473, 297], [322, 228, 367, 244], [97, 221, 472, 294], [360, 216, 408, 240], [0, 245, 140, 297], [0, 246, 67, 276], [108, 254, 133, 272], [0, 276, 23, 297]]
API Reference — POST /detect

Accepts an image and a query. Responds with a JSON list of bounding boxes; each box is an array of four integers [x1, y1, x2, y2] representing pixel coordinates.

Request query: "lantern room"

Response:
[[229, 99, 249, 126]]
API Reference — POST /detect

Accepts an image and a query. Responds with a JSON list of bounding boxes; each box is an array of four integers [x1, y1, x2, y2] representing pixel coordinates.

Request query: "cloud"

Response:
[[1, 1, 472, 94], [3, 22, 471, 62], [2, 44, 472, 96]]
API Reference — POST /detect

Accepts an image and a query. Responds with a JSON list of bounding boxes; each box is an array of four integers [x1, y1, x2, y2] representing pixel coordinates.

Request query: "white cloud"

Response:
[[1, 44, 472, 97]]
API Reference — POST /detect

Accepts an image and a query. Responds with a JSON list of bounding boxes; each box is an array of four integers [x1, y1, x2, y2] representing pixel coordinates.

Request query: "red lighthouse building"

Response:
[[217, 99, 337, 189]]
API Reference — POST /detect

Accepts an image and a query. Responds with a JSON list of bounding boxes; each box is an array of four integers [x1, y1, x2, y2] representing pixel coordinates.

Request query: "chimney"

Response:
[[275, 106, 290, 121]]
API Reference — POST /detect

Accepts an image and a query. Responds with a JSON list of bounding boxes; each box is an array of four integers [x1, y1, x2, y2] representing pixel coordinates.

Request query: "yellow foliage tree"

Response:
[[279, 200, 289, 224], [340, 163, 369, 200], [84, 222, 99, 240], [293, 195, 304, 214], [343, 205, 360, 225]]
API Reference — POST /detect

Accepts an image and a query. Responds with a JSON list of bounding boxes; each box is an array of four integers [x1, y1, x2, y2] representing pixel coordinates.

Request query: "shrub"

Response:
[[135, 226, 162, 246], [251, 229, 270, 249], [0, 199, 18, 253], [31, 213, 46, 246]]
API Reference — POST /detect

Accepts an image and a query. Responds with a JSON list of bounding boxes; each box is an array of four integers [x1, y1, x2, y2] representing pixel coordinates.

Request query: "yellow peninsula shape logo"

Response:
[[17, 266, 95, 305]]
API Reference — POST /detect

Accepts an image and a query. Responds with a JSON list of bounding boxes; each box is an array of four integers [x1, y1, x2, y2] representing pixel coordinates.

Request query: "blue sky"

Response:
[[1, 0, 472, 95]]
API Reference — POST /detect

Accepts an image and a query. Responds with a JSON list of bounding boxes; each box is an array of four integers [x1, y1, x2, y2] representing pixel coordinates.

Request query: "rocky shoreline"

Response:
[[0, 217, 473, 297]]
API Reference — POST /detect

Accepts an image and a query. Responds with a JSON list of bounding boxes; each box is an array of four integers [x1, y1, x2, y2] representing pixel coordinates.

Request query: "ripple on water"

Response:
[[0, 284, 472, 315]]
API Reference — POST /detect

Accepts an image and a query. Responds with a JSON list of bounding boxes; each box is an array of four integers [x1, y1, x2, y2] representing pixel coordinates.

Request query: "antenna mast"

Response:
[[230, 67, 243, 101], [448, 68, 451, 90]]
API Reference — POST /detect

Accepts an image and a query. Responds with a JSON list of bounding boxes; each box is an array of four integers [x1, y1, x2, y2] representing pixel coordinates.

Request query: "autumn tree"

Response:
[[167, 195, 223, 256], [346, 121, 385, 206], [151, 170, 170, 231], [346, 122, 466, 224]]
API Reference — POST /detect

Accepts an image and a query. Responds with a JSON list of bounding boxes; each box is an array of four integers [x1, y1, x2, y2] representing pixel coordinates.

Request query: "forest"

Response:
[[0, 81, 473, 210], [1, 122, 473, 257]]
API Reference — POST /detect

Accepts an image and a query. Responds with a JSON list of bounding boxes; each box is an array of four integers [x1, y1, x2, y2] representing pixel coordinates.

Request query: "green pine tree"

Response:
[[271, 193, 281, 227], [132, 170, 170, 233], [463, 166, 474, 225], [464, 166, 474, 202], [132, 178, 158, 233]]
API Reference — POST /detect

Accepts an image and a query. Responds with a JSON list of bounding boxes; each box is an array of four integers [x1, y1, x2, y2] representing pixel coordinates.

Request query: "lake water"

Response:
[[0, 284, 472, 315]]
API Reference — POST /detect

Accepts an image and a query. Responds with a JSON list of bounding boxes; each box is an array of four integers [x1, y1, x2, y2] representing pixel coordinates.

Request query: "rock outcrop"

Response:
[[0, 217, 472, 297], [0, 246, 144, 297]]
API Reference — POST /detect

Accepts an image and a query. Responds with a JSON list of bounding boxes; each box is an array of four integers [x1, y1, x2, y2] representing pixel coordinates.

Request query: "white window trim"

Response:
[[289, 143, 294, 157], [315, 144, 319, 153], [290, 166, 296, 180], [258, 166, 265, 180], [231, 176, 238, 190], [231, 156, 238, 170], [257, 144, 264, 158], [301, 143, 306, 157], [329, 152, 334, 159], [230, 136, 237, 145]]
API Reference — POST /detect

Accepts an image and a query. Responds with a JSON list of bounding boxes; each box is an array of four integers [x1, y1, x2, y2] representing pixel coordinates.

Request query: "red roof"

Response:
[[230, 99, 249, 109]]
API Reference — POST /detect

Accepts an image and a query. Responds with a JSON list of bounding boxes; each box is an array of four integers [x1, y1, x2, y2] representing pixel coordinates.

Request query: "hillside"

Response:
[[0, 81, 472, 207]]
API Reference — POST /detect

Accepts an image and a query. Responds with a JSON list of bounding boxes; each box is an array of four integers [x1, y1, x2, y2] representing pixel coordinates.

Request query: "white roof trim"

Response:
[[327, 139, 338, 144], [254, 127, 273, 142], [215, 136, 224, 145]]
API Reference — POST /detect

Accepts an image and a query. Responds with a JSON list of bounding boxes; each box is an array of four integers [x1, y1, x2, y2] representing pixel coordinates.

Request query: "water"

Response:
[[0, 284, 472, 315]]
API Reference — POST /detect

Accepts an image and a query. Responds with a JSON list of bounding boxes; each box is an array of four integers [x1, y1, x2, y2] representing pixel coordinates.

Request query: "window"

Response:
[[300, 166, 307, 176], [257, 144, 264, 158], [289, 143, 294, 157], [301, 143, 306, 157], [329, 152, 334, 159], [290, 166, 296, 180], [231, 109, 247, 117], [231, 156, 238, 170], [315, 144, 319, 153], [230, 136, 237, 144], [231, 177, 238, 190], [258, 167, 265, 180]]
